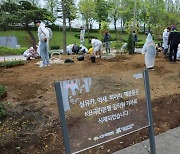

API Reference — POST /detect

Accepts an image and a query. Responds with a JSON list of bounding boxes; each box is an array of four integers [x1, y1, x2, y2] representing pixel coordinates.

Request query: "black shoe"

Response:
[[26, 57, 31, 60], [148, 67, 154, 71]]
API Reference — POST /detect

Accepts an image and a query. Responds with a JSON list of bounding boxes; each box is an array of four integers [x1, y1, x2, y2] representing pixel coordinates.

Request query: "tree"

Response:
[[61, 0, 66, 54], [119, 0, 135, 31], [100, 21, 109, 34], [127, 32, 133, 55], [108, 0, 121, 32], [45, 0, 59, 18], [139, 2, 149, 33], [94, 0, 110, 29], [79, 0, 95, 42], [0, 1, 54, 49], [65, 0, 77, 31], [27, 0, 39, 6]]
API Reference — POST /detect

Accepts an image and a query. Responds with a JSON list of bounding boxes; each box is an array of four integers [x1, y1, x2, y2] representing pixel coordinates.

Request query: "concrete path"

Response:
[[135, 48, 142, 53], [113, 126, 180, 154]]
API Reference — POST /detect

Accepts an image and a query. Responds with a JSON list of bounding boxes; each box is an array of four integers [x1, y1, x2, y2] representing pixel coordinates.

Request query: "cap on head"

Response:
[[34, 20, 41, 24], [171, 25, 176, 31]]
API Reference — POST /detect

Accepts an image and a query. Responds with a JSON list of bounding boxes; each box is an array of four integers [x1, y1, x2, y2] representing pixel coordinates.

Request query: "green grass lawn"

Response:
[[0, 30, 147, 50]]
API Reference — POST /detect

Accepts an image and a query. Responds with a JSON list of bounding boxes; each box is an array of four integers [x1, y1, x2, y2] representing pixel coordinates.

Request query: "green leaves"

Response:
[[0, 1, 54, 30]]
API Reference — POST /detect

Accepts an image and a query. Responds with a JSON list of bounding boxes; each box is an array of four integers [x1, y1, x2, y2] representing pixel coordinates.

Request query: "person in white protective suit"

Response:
[[177, 44, 180, 59], [79, 44, 88, 54], [163, 27, 170, 56], [142, 33, 156, 70], [91, 39, 103, 58], [66, 44, 74, 55], [23, 46, 40, 60]]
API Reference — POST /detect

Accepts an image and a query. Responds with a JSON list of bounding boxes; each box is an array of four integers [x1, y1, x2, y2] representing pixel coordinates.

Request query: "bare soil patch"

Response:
[[0, 53, 179, 154]]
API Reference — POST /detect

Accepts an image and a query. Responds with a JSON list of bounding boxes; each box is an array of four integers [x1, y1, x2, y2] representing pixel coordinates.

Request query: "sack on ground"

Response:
[[64, 59, 74, 63], [77, 55, 84, 61]]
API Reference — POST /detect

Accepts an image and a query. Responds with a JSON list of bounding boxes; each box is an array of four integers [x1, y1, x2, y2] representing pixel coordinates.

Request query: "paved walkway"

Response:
[[113, 126, 180, 154]]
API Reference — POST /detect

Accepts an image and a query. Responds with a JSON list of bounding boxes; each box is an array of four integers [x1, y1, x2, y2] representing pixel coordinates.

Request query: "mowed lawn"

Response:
[[0, 30, 147, 49]]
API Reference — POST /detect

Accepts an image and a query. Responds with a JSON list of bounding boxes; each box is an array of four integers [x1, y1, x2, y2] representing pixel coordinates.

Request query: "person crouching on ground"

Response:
[[156, 43, 163, 55], [79, 45, 88, 54], [34, 20, 50, 67], [90, 39, 103, 58], [142, 33, 156, 71], [23, 46, 40, 60]]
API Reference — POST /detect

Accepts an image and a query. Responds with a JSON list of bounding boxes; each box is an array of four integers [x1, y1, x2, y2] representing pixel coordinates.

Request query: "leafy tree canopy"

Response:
[[0, 0, 54, 30]]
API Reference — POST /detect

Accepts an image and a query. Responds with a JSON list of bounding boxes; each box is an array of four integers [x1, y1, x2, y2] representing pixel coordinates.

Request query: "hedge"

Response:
[[0, 47, 27, 56], [0, 60, 25, 68], [136, 42, 145, 48]]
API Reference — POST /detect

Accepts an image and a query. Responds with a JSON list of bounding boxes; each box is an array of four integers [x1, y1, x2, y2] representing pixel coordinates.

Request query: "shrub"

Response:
[[137, 39, 142, 42], [50, 45, 60, 50], [0, 102, 6, 118], [127, 33, 134, 54], [0, 85, 7, 101], [111, 41, 124, 49], [0, 60, 25, 68], [74, 34, 97, 39], [136, 42, 145, 48], [0, 47, 27, 56], [86, 44, 92, 50], [100, 21, 109, 34], [109, 37, 117, 41], [121, 38, 128, 42]]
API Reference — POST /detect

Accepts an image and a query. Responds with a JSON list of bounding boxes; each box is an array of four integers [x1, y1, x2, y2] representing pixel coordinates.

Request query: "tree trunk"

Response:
[[69, 18, 71, 31], [114, 17, 117, 40], [86, 19, 90, 43], [121, 19, 123, 32], [99, 21, 101, 30], [148, 22, 151, 32], [26, 27, 37, 51], [144, 23, 146, 33], [90, 23, 93, 30], [62, 0, 66, 54]]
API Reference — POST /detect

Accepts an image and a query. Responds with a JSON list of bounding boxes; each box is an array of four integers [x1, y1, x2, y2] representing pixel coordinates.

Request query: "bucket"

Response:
[[91, 56, 95, 63]]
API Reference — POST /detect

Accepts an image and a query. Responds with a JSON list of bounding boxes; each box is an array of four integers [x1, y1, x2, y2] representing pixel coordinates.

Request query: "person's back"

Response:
[[66, 44, 74, 55], [168, 31, 180, 46], [104, 33, 110, 42], [91, 39, 103, 58], [168, 26, 180, 63], [142, 33, 156, 70], [72, 44, 79, 54], [132, 31, 137, 54], [104, 32, 111, 53], [132, 31, 138, 42], [91, 39, 102, 47], [79, 45, 88, 54]]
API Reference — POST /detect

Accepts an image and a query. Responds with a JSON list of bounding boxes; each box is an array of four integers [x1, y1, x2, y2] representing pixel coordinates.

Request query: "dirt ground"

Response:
[[0, 52, 180, 154]]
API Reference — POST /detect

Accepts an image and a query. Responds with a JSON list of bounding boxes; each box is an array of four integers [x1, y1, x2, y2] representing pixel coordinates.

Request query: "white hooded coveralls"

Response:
[[142, 34, 156, 68], [163, 29, 170, 50]]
